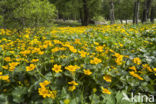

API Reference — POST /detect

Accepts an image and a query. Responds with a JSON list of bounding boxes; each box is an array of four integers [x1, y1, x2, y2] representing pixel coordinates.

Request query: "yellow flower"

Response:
[[39, 80, 50, 87], [49, 90, 57, 99], [53, 40, 62, 44], [83, 69, 92, 75], [8, 62, 19, 71], [90, 57, 102, 64], [96, 46, 103, 52], [52, 64, 62, 73], [113, 53, 123, 65], [38, 51, 44, 55], [4, 57, 11, 62], [68, 81, 78, 86], [65, 65, 80, 72], [94, 42, 99, 45], [51, 47, 60, 53], [2, 65, 8, 70], [31, 59, 39, 63], [64, 99, 70, 104], [78, 50, 88, 57], [103, 75, 112, 82], [153, 68, 156, 72], [133, 57, 141, 65], [38, 87, 50, 98], [69, 46, 77, 53], [129, 71, 144, 80], [129, 66, 137, 72], [0, 73, 9, 81], [74, 39, 81, 45], [68, 85, 76, 92], [26, 64, 36, 71], [101, 87, 111, 94], [142, 64, 152, 72], [9, 62, 19, 67], [119, 43, 123, 47], [38, 80, 56, 99]]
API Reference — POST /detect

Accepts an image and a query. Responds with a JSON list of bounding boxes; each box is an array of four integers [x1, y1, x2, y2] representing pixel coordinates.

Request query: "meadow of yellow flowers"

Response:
[[0, 24, 156, 103]]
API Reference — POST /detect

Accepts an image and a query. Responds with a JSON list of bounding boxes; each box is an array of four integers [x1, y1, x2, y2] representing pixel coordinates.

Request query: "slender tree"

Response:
[[110, 0, 115, 24], [133, 0, 140, 24], [142, 0, 152, 23]]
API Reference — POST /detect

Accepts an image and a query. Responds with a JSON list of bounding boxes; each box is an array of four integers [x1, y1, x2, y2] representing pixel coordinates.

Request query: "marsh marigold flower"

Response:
[[68, 81, 78, 86], [103, 75, 112, 82], [38, 87, 50, 98], [68, 81, 78, 92], [78, 50, 88, 57], [113, 53, 123, 65], [90, 57, 102, 64], [39, 80, 50, 87], [129, 71, 144, 80], [83, 69, 92, 75], [9, 62, 19, 71], [26, 64, 36, 71], [96, 46, 103, 52], [129, 66, 137, 72], [65, 65, 80, 72], [142, 64, 152, 72], [49, 90, 57, 99], [2, 65, 8, 70], [69, 46, 77, 53], [68, 85, 76, 92], [38, 80, 57, 99], [0, 72, 9, 81], [133, 57, 141, 65], [31, 59, 39, 63], [52, 64, 62, 73], [101, 87, 111, 94], [4, 57, 11, 62], [64, 99, 70, 104]]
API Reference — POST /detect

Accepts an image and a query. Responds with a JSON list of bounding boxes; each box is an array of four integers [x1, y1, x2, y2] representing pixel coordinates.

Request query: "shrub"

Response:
[[0, 0, 56, 29]]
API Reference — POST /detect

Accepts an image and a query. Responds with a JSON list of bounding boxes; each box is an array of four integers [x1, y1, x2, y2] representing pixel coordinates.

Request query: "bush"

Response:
[[0, 15, 3, 26], [92, 15, 106, 22], [0, 0, 56, 29]]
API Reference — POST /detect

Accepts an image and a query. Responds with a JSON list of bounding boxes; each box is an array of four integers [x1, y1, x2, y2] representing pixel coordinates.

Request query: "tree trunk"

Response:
[[133, 0, 140, 24], [79, 8, 84, 25], [110, 0, 115, 24], [150, 6, 155, 23], [120, 19, 123, 24], [82, 0, 89, 26], [142, 0, 152, 23]]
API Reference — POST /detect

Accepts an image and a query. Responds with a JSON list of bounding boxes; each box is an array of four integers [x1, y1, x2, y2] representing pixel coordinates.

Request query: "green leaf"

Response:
[[0, 94, 7, 104]]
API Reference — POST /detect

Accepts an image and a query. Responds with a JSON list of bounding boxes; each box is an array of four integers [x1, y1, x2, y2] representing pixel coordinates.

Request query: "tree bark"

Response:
[[120, 19, 123, 24], [110, 0, 115, 24], [142, 0, 152, 23], [126, 19, 128, 24], [133, 0, 140, 24], [79, 8, 84, 25], [81, 0, 89, 26]]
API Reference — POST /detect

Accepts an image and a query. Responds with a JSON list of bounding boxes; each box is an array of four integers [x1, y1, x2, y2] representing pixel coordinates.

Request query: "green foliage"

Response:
[[0, 0, 56, 29], [0, 15, 3, 25], [50, 0, 102, 20], [92, 15, 106, 22]]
